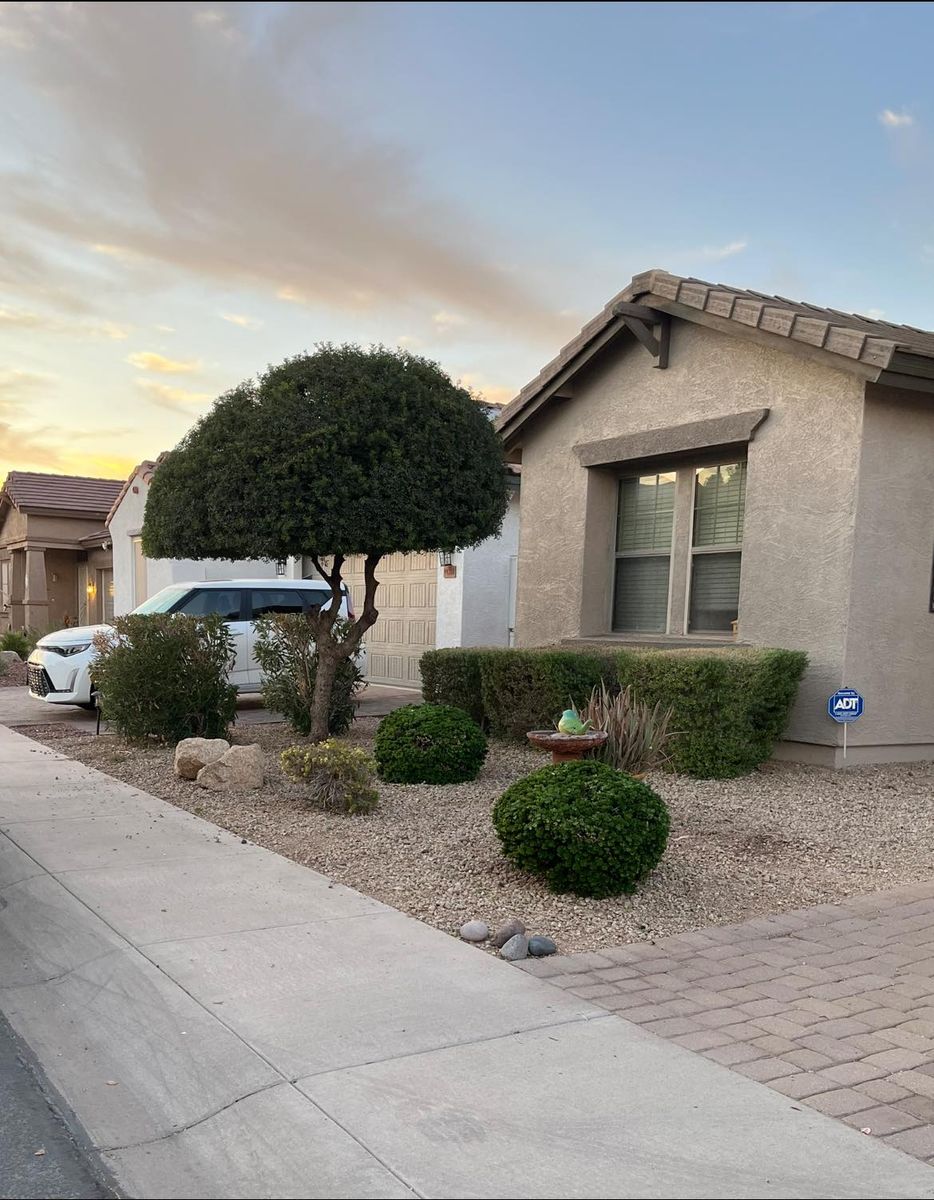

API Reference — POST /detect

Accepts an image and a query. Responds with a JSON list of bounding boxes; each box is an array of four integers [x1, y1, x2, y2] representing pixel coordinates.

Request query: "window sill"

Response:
[[563, 632, 751, 650]]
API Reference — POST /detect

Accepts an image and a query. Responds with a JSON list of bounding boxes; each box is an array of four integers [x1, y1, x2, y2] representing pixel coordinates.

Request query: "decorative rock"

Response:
[[491, 918, 526, 949], [174, 737, 230, 781], [197, 744, 264, 791], [528, 935, 557, 957], [0, 650, 21, 669], [499, 934, 529, 962], [459, 920, 489, 943]]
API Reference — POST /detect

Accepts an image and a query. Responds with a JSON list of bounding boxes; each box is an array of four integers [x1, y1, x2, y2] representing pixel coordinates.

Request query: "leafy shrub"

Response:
[[617, 648, 808, 778], [0, 630, 30, 660], [479, 649, 615, 739], [92, 613, 237, 742], [493, 760, 669, 898], [420, 648, 486, 726], [253, 613, 364, 738], [375, 703, 488, 784], [280, 739, 378, 814], [583, 681, 674, 775]]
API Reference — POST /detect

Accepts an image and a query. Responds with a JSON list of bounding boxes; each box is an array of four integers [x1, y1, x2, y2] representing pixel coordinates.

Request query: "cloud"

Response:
[[880, 109, 914, 129], [698, 240, 748, 261], [126, 351, 201, 374], [137, 379, 212, 411], [432, 310, 468, 331], [396, 334, 422, 349], [457, 374, 515, 407], [220, 312, 263, 329], [0, 3, 568, 342], [0, 308, 129, 338]]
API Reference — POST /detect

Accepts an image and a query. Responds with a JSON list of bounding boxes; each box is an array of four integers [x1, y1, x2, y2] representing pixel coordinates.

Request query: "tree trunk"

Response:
[[309, 639, 341, 743]]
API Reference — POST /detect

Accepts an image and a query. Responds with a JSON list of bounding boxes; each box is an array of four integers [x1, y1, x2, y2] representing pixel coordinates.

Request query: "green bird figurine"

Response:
[[557, 708, 591, 735]]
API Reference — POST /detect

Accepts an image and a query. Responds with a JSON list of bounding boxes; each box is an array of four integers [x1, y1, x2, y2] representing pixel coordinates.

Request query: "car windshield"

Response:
[[131, 585, 191, 615]]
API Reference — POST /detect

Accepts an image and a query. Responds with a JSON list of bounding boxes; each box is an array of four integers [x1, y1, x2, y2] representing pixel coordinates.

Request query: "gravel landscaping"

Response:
[[0, 659, 26, 688], [20, 719, 934, 954]]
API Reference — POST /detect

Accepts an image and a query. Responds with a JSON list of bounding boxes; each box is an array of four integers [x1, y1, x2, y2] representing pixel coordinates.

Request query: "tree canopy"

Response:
[[142, 345, 509, 562]]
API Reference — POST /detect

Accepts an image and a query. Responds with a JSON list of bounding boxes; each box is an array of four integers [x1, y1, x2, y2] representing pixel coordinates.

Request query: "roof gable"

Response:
[[497, 269, 934, 444], [106, 460, 160, 527]]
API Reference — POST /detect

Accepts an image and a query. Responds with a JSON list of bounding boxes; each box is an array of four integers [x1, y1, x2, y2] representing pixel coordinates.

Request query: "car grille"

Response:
[[27, 663, 57, 697]]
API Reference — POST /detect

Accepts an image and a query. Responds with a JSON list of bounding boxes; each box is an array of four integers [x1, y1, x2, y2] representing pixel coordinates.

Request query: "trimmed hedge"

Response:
[[493, 760, 670, 897], [420, 648, 485, 726], [420, 647, 614, 739], [420, 644, 806, 778], [617, 648, 808, 778]]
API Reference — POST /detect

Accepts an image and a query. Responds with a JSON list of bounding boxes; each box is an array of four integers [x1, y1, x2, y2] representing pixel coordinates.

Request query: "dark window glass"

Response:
[[175, 589, 242, 621], [250, 589, 306, 618], [689, 552, 742, 632]]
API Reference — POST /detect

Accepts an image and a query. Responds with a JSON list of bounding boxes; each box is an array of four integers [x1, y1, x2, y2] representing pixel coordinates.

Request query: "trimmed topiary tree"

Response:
[[375, 703, 488, 784], [492, 760, 669, 897], [143, 346, 509, 741]]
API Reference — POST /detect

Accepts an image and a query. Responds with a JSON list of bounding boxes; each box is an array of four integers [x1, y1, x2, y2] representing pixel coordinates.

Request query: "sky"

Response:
[[1, 0, 933, 482]]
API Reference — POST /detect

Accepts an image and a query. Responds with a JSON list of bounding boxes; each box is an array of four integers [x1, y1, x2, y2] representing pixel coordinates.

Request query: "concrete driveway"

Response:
[[0, 683, 416, 730], [1, 724, 933, 1199]]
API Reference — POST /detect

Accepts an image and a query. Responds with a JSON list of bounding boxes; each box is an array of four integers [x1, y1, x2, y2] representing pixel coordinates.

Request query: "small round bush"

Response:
[[375, 703, 487, 784], [492, 760, 669, 898]]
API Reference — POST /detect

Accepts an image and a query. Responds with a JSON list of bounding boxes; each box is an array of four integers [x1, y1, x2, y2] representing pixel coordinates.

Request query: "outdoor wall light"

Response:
[[438, 551, 454, 567]]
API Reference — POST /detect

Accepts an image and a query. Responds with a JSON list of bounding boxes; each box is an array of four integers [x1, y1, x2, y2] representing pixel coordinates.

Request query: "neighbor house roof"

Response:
[[105, 459, 160, 527], [1, 471, 124, 516], [497, 269, 934, 444]]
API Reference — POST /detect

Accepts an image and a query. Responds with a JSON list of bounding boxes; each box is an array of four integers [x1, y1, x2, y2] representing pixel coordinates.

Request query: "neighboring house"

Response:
[[0, 471, 123, 632], [107, 461, 287, 614], [497, 268, 934, 767]]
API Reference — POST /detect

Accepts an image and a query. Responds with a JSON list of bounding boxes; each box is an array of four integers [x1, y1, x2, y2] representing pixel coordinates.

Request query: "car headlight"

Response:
[[44, 643, 91, 657]]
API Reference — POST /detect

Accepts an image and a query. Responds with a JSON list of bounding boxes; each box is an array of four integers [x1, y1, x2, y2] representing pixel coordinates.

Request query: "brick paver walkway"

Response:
[[518, 882, 934, 1165]]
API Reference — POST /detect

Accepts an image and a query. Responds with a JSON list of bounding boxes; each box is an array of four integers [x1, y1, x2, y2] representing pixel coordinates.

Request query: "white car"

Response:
[[26, 578, 361, 708]]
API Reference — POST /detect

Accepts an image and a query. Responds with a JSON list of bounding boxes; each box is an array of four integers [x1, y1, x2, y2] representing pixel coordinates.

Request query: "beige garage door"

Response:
[[344, 552, 436, 688]]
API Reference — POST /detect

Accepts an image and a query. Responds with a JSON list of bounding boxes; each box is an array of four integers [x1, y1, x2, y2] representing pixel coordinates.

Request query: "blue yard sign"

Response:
[[827, 688, 864, 724]]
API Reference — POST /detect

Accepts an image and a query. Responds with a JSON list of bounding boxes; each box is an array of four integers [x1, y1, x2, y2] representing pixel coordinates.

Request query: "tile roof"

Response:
[[105, 460, 160, 526], [497, 269, 934, 440], [1, 471, 124, 515]]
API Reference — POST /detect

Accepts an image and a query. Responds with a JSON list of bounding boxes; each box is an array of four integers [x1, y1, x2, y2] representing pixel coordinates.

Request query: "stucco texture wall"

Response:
[[842, 384, 934, 751], [513, 320, 867, 747]]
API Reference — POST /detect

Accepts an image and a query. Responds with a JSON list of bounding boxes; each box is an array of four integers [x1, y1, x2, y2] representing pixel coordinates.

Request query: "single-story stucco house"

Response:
[[0, 471, 123, 632], [109, 459, 520, 688], [496, 268, 934, 767]]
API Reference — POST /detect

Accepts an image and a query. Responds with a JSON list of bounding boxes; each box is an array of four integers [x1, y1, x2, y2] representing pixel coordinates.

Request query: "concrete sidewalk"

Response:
[[1, 725, 932, 1199]]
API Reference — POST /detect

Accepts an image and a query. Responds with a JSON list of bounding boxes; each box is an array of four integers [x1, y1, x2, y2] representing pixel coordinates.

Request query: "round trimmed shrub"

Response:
[[492, 760, 669, 898], [375, 703, 487, 784]]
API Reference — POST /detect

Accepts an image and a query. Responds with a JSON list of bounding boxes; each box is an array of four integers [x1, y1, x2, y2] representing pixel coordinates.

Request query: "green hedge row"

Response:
[[420, 645, 807, 778], [421, 647, 613, 740]]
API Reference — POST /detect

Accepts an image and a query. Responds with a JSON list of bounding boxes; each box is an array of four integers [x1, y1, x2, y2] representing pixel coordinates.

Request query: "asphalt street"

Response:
[[0, 1011, 108, 1200]]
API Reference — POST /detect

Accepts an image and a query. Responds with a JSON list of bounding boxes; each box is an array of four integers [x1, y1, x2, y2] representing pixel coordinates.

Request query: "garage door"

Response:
[[344, 552, 436, 688]]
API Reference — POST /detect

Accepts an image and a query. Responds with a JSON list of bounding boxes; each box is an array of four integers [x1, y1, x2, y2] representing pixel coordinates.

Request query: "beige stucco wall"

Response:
[[514, 320, 867, 747], [839, 384, 934, 751]]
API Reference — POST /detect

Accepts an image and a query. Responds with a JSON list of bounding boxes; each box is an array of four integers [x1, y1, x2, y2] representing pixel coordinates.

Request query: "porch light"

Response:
[[438, 551, 453, 567]]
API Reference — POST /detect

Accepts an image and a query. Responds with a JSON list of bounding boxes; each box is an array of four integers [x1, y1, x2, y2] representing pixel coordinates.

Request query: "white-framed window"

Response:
[[0, 558, 9, 608], [612, 458, 747, 636], [613, 472, 675, 633], [688, 461, 746, 633]]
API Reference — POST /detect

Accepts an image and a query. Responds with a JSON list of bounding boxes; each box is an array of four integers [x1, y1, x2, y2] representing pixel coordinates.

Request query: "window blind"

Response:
[[689, 551, 741, 632], [613, 556, 671, 632]]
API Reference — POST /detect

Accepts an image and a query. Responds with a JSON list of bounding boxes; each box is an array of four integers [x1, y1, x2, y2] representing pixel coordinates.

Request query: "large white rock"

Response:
[[174, 737, 230, 781], [0, 650, 22, 669], [196, 743, 264, 791]]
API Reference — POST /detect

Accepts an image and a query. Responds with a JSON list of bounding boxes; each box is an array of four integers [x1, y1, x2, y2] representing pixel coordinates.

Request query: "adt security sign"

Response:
[[828, 688, 864, 724]]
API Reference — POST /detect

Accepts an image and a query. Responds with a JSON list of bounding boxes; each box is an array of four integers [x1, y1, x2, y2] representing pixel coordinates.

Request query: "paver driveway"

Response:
[[519, 883, 934, 1163]]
